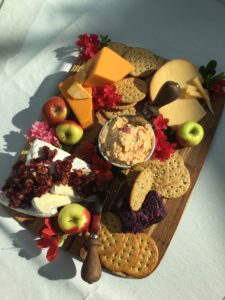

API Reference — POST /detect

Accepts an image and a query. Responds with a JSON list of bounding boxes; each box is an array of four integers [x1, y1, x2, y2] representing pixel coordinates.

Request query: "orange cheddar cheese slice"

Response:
[[84, 47, 134, 87], [59, 77, 93, 129]]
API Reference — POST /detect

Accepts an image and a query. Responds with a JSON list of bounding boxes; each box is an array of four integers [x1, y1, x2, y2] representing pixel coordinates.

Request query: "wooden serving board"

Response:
[[2, 55, 225, 276]]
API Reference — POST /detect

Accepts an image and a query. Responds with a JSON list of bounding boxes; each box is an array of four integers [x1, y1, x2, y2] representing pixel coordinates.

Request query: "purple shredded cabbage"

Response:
[[118, 190, 166, 233]]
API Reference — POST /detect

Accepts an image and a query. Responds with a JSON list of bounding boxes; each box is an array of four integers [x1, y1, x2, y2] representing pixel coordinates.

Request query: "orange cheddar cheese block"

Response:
[[59, 77, 93, 129], [84, 47, 134, 87]]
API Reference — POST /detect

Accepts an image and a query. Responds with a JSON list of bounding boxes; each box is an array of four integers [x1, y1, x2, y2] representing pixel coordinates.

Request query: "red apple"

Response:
[[42, 96, 68, 125], [56, 120, 84, 145], [57, 203, 91, 234]]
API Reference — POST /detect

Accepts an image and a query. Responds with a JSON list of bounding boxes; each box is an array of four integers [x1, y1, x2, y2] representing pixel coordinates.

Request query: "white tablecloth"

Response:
[[0, 1, 225, 299]]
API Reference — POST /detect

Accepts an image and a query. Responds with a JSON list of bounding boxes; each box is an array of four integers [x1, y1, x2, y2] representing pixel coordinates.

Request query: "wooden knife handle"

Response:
[[81, 236, 102, 284], [153, 81, 180, 107]]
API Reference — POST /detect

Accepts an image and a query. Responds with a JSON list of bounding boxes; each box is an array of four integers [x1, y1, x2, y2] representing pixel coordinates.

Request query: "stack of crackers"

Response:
[[97, 151, 191, 278], [98, 212, 158, 278], [101, 42, 165, 119]]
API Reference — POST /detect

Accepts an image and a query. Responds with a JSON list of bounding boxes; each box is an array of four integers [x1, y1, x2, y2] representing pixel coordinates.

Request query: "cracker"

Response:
[[98, 224, 125, 255], [126, 168, 140, 187], [167, 151, 185, 182], [112, 102, 137, 110], [101, 212, 122, 233], [158, 167, 190, 198], [100, 233, 139, 273], [123, 47, 157, 77], [101, 106, 137, 120], [107, 42, 130, 56], [124, 233, 158, 278], [133, 159, 169, 190], [115, 77, 147, 104], [130, 168, 153, 211]]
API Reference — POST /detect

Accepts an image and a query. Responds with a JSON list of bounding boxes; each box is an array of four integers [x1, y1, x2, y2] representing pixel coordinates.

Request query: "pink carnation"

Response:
[[26, 121, 61, 147]]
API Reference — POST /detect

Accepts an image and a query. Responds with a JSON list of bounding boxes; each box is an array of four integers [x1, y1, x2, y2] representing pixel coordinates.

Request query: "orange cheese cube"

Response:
[[84, 47, 134, 87], [59, 77, 93, 129]]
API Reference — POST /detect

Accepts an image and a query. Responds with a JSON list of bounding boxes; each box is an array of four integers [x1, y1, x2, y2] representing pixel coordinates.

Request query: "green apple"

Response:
[[176, 121, 204, 147], [56, 120, 84, 145], [58, 203, 91, 234]]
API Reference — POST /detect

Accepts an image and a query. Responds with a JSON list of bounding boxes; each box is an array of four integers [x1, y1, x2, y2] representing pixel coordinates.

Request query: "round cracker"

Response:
[[167, 151, 185, 182], [123, 47, 157, 77], [132, 159, 169, 190], [100, 233, 139, 273], [101, 106, 137, 120], [107, 42, 130, 56], [115, 77, 147, 104], [129, 168, 153, 211], [124, 233, 158, 278], [98, 224, 125, 255], [158, 167, 190, 198]]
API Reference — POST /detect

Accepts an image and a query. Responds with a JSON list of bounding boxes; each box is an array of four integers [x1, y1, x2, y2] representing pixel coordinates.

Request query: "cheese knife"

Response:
[[143, 81, 181, 118], [80, 192, 110, 284]]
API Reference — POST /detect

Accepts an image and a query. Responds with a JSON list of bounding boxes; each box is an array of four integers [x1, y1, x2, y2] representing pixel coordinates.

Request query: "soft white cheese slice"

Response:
[[32, 193, 75, 215], [50, 184, 80, 199], [26, 139, 90, 172], [25, 139, 90, 213]]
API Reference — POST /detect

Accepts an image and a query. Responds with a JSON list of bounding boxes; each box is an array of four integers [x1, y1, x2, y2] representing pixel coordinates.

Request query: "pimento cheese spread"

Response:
[[99, 117, 153, 166]]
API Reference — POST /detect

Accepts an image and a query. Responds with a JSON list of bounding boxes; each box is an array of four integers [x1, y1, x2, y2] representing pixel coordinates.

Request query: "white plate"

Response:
[[0, 139, 90, 218]]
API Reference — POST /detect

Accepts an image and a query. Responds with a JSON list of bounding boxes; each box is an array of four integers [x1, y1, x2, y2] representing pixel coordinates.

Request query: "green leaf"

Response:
[[206, 60, 217, 73], [100, 34, 111, 48], [199, 65, 207, 78]]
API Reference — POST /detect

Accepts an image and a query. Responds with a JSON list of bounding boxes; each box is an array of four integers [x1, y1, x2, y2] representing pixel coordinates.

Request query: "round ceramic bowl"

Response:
[[98, 115, 156, 169]]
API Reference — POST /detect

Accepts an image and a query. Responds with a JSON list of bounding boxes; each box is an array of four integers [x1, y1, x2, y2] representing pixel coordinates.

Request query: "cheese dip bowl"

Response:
[[98, 115, 155, 168]]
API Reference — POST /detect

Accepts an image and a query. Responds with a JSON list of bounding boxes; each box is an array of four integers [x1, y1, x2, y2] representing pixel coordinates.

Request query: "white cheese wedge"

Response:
[[189, 76, 214, 113], [32, 193, 74, 215], [159, 98, 207, 126], [26, 139, 90, 173], [67, 82, 92, 99], [50, 184, 80, 199]]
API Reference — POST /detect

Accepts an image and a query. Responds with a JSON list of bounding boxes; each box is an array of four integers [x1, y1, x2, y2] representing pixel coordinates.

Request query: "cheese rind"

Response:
[[59, 77, 94, 129], [149, 59, 202, 101], [159, 98, 207, 126], [84, 47, 134, 87]]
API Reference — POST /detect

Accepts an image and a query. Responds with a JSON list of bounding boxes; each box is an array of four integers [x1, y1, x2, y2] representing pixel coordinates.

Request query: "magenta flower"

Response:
[[26, 121, 61, 147]]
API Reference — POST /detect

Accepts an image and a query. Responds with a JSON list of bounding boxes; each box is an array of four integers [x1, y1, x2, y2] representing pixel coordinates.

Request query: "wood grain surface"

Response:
[[1, 55, 225, 277]]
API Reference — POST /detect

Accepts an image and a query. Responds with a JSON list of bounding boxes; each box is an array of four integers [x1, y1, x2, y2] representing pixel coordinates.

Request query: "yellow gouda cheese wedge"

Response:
[[67, 82, 92, 99], [189, 76, 214, 113], [84, 47, 134, 87], [159, 98, 207, 126], [59, 77, 93, 129], [149, 59, 202, 101]]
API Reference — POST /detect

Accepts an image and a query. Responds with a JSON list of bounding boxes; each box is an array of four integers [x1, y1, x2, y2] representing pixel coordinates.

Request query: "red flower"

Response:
[[76, 34, 100, 60], [211, 77, 225, 97], [36, 218, 65, 262], [153, 114, 169, 130], [37, 235, 61, 261], [152, 115, 177, 161], [77, 141, 113, 191], [92, 84, 122, 111]]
